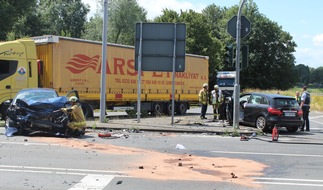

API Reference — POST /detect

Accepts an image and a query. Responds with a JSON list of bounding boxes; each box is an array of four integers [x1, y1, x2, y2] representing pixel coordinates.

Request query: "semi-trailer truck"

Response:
[[0, 35, 209, 119]]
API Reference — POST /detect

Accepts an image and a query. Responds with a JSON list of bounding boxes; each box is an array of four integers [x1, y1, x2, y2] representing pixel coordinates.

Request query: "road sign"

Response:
[[135, 23, 186, 72], [227, 16, 251, 38]]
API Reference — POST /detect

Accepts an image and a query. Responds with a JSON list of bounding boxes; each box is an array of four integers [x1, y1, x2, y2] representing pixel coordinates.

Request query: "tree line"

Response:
[[1, 0, 322, 90]]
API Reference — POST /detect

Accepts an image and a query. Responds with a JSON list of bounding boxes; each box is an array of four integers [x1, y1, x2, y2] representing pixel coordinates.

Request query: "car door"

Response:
[[239, 94, 251, 122], [244, 94, 264, 124]]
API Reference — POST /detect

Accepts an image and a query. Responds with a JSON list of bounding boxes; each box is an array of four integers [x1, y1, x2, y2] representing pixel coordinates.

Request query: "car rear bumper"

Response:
[[267, 117, 303, 128]]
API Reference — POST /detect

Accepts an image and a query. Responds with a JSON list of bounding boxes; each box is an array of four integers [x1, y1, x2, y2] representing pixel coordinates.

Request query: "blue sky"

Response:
[[83, 0, 323, 69]]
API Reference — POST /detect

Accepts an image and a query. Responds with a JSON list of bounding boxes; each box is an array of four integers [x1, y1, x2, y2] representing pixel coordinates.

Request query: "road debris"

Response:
[[98, 131, 129, 139], [231, 172, 238, 178], [175, 144, 186, 150]]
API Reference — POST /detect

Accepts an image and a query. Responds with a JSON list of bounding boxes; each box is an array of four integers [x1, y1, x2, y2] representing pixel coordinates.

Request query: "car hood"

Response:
[[16, 96, 68, 112]]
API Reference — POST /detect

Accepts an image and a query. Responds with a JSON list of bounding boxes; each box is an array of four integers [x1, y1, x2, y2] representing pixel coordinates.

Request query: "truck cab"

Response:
[[0, 39, 38, 119], [216, 71, 235, 95]]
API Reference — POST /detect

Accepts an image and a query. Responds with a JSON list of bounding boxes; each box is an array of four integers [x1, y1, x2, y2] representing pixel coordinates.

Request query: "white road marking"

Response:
[[310, 120, 323, 125], [255, 181, 323, 187], [0, 165, 126, 174], [0, 141, 60, 146], [310, 115, 323, 119], [254, 177, 323, 183], [68, 174, 114, 190], [254, 177, 323, 187], [211, 150, 323, 158]]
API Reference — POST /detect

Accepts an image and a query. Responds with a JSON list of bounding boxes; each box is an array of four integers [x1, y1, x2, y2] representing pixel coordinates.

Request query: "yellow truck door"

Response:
[[0, 39, 38, 119]]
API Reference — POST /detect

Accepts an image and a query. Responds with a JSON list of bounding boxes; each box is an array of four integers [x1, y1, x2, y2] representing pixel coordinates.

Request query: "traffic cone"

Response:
[[272, 125, 279, 141]]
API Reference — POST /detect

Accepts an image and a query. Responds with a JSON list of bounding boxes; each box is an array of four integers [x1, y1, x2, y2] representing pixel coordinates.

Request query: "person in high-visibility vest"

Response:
[[199, 83, 209, 119], [211, 85, 223, 121], [61, 96, 86, 136]]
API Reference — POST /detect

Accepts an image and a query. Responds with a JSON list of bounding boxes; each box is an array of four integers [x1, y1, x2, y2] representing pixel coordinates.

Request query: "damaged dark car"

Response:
[[5, 88, 92, 137]]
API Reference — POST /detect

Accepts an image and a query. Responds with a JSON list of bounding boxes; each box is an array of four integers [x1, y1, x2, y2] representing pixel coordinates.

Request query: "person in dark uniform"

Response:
[[300, 86, 311, 131]]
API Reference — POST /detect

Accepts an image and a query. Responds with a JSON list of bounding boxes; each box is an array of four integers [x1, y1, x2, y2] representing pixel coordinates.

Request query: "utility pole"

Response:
[[232, 0, 247, 129], [99, 0, 108, 123]]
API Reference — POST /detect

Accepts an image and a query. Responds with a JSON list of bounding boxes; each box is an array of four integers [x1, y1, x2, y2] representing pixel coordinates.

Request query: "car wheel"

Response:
[[286, 127, 298, 133], [256, 116, 268, 132]]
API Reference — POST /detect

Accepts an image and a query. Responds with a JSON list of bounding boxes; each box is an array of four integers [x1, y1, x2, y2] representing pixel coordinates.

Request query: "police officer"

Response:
[[61, 96, 86, 136], [300, 86, 311, 131]]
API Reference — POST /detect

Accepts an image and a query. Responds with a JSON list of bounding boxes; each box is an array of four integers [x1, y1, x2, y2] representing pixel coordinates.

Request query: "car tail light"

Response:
[[297, 110, 303, 117], [268, 107, 283, 116]]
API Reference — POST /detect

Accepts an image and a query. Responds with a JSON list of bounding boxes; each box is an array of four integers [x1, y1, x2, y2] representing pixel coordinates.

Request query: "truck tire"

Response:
[[153, 102, 163, 116], [177, 102, 187, 115], [164, 103, 172, 115]]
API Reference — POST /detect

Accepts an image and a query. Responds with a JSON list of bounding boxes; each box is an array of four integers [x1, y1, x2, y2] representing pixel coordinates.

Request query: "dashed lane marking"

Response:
[[68, 174, 115, 190], [254, 177, 323, 187], [211, 150, 323, 158]]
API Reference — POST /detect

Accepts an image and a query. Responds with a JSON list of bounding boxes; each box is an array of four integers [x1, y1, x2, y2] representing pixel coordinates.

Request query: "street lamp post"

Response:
[[233, 0, 247, 129]]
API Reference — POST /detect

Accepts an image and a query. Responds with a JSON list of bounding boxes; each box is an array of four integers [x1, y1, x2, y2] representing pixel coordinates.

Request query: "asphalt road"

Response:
[[0, 107, 322, 189]]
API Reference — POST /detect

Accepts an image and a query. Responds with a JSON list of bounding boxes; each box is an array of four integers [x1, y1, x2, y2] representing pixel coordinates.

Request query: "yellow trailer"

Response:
[[0, 35, 208, 118]]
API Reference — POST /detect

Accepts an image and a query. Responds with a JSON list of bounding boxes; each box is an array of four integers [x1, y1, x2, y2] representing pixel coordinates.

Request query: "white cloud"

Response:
[[295, 47, 323, 68], [137, 0, 206, 19], [313, 34, 323, 46]]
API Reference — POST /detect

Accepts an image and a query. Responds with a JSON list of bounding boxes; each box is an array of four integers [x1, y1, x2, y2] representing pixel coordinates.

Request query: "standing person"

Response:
[[300, 86, 311, 131], [61, 96, 86, 136], [199, 83, 209, 119], [211, 85, 223, 121], [295, 91, 301, 105]]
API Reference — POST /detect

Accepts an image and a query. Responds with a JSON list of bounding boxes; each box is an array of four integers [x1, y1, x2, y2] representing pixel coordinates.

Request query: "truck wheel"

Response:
[[164, 103, 172, 115], [177, 102, 187, 115], [153, 102, 163, 116]]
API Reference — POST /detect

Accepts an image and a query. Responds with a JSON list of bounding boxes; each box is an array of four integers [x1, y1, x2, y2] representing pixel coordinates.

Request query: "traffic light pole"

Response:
[[233, 0, 246, 129]]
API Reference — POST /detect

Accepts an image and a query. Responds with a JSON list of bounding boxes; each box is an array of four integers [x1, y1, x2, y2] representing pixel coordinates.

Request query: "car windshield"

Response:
[[217, 78, 235, 87], [14, 90, 58, 104], [274, 98, 299, 108]]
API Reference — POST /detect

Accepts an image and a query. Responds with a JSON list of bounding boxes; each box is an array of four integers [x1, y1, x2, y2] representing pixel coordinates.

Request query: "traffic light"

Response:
[[224, 44, 233, 66]]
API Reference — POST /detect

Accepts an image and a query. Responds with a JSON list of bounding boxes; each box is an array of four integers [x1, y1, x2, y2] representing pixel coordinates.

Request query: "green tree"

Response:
[[154, 9, 180, 23], [82, 0, 147, 45], [0, 0, 36, 40], [294, 64, 310, 85], [37, 0, 89, 37], [310, 66, 323, 86], [154, 9, 222, 88], [235, 1, 297, 90], [82, 13, 104, 41], [108, 0, 147, 45]]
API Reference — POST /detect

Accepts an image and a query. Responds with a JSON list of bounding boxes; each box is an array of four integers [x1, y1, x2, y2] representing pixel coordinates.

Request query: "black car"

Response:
[[238, 92, 303, 132]]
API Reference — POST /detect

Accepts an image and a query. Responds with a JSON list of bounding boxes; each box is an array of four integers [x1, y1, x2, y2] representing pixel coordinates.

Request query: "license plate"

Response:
[[284, 112, 295, 117]]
